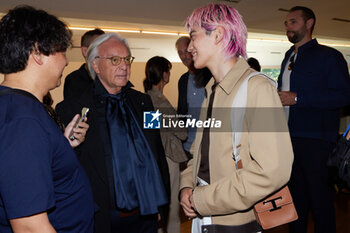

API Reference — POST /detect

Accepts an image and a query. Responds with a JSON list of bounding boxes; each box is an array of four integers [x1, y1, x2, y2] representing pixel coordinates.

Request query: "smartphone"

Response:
[[69, 107, 89, 140]]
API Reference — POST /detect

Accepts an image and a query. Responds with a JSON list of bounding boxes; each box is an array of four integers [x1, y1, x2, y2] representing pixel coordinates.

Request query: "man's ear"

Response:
[[29, 50, 44, 65], [91, 60, 100, 74], [81, 46, 88, 59], [213, 26, 225, 44], [306, 18, 314, 31], [31, 45, 44, 65]]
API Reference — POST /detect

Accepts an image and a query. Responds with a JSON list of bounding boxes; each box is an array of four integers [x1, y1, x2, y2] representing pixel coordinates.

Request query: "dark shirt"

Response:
[[278, 39, 350, 142], [0, 86, 94, 233], [64, 63, 93, 99]]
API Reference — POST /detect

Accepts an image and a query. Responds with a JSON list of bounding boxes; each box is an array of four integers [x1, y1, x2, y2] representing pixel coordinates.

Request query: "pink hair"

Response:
[[186, 3, 247, 60]]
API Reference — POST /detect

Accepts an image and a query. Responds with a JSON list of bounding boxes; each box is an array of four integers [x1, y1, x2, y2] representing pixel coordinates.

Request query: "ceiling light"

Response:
[[68, 26, 187, 36], [248, 38, 290, 44], [248, 37, 350, 47], [68, 26, 350, 47], [278, 8, 289, 12], [320, 42, 350, 47], [103, 28, 140, 33], [141, 31, 183, 36], [332, 18, 350, 23]]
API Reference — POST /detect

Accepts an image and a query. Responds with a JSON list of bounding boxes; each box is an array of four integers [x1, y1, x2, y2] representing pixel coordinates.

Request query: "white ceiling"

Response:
[[1, 0, 350, 66]]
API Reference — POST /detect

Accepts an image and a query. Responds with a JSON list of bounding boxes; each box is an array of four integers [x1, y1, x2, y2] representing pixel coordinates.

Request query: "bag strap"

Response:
[[343, 123, 350, 137], [231, 72, 277, 168]]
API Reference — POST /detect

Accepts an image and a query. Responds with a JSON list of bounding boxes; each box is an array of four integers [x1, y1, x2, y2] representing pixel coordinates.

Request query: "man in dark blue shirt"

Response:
[[0, 6, 94, 233], [278, 6, 350, 233]]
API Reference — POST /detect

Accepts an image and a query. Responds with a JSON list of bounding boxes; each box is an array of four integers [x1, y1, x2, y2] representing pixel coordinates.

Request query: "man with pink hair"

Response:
[[179, 3, 294, 232]]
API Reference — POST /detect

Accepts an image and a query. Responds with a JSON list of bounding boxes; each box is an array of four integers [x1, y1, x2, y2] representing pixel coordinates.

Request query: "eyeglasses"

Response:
[[288, 54, 295, 70], [95, 55, 135, 66]]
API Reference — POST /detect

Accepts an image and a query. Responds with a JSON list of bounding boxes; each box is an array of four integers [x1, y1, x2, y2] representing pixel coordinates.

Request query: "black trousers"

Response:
[[289, 137, 336, 233], [111, 209, 158, 233]]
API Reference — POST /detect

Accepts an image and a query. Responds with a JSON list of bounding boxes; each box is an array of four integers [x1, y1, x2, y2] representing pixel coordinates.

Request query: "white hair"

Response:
[[86, 32, 131, 79]]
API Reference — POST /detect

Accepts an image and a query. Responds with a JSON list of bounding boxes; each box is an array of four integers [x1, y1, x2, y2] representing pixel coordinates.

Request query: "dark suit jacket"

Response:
[[63, 64, 94, 99], [56, 81, 170, 233], [278, 39, 350, 142], [177, 71, 189, 116]]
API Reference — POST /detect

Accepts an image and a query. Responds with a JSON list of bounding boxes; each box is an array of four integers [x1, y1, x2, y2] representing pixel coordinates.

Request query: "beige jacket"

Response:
[[180, 58, 294, 226], [147, 87, 188, 163]]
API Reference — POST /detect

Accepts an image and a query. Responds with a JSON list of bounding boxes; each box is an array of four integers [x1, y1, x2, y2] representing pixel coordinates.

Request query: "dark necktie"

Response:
[[198, 83, 217, 184], [105, 91, 167, 215]]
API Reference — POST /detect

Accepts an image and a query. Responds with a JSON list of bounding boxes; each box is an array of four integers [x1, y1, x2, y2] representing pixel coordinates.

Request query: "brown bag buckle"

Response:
[[263, 196, 282, 211]]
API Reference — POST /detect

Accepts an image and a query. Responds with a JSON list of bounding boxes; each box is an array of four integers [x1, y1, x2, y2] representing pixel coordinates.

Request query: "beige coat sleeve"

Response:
[[179, 157, 195, 191], [192, 77, 294, 216]]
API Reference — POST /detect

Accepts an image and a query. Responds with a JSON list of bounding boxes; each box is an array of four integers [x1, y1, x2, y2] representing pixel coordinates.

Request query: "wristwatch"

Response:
[[294, 96, 298, 103]]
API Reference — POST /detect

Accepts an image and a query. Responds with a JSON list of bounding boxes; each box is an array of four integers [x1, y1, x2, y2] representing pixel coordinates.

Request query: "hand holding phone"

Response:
[[69, 107, 89, 141]]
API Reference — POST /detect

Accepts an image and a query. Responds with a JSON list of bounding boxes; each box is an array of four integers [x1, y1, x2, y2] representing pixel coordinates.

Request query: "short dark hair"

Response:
[[81, 28, 105, 48], [0, 5, 72, 74], [143, 56, 172, 92], [247, 57, 261, 72], [289, 6, 316, 34]]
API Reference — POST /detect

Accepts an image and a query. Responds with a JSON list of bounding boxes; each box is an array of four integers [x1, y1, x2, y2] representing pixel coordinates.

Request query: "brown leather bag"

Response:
[[231, 73, 297, 229], [253, 185, 298, 229]]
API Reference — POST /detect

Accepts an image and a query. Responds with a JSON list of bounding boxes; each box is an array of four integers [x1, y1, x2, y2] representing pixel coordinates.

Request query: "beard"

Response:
[[287, 25, 307, 44], [287, 32, 302, 44]]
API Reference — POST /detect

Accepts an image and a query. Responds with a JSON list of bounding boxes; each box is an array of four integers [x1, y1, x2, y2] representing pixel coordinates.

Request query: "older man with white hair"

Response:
[[56, 33, 170, 233]]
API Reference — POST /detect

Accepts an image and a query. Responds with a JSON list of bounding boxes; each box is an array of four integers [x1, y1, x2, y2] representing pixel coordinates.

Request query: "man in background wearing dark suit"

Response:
[[63, 28, 104, 99]]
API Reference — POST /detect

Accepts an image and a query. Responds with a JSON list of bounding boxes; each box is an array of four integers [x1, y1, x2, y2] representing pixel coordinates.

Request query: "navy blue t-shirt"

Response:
[[0, 86, 94, 232]]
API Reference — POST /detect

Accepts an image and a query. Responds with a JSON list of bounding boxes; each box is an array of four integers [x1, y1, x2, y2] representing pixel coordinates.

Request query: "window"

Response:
[[262, 68, 280, 81]]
